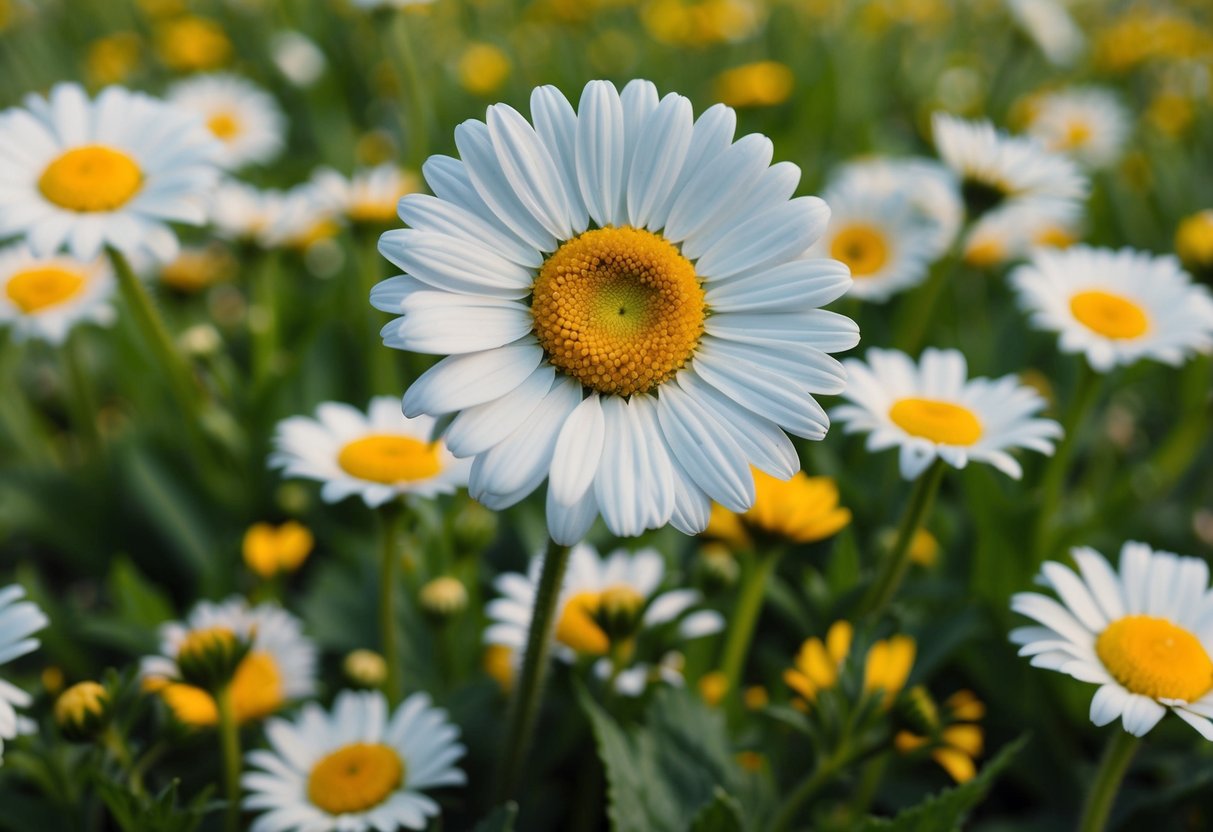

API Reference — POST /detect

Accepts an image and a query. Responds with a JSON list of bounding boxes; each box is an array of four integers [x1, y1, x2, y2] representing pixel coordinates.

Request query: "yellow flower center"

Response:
[[829, 224, 889, 277], [889, 398, 982, 446], [5, 266, 86, 313], [39, 145, 143, 212], [531, 227, 705, 396], [337, 435, 443, 484], [307, 742, 405, 815], [554, 590, 611, 655], [1058, 119, 1093, 150], [348, 199, 400, 225], [1069, 290, 1149, 340], [206, 111, 242, 141], [1096, 615, 1213, 702]]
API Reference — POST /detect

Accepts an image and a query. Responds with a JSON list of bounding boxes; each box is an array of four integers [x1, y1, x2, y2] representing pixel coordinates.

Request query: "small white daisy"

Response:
[[140, 597, 316, 727], [168, 73, 287, 170], [270, 396, 471, 508], [0, 242, 115, 343], [961, 197, 1081, 268], [209, 180, 287, 247], [832, 347, 1063, 480], [1012, 542, 1213, 738], [1010, 245, 1213, 372], [270, 31, 327, 89], [931, 112, 1088, 218], [485, 543, 723, 695], [262, 182, 344, 250], [808, 177, 937, 303], [242, 690, 466, 832], [0, 584, 48, 765], [375, 79, 857, 545], [312, 164, 420, 225], [1024, 87, 1130, 169], [0, 82, 221, 263]]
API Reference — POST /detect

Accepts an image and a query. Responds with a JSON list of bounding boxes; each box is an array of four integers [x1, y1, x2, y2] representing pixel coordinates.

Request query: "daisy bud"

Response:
[[176, 626, 251, 692], [592, 585, 646, 644], [451, 501, 498, 555], [419, 577, 468, 620], [344, 649, 388, 689], [696, 543, 739, 590], [55, 681, 111, 742]]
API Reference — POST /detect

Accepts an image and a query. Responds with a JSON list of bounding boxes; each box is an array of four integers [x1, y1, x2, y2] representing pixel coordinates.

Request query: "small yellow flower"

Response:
[[1176, 210, 1213, 273], [698, 670, 730, 707], [156, 16, 232, 72], [863, 635, 916, 708], [55, 681, 110, 742], [713, 61, 794, 108], [783, 621, 852, 702], [242, 521, 314, 579], [344, 649, 388, 688], [1147, 91, 1194, 137], [895, 689, 985, 783], [86, 33, 142, 87], [483, 644, 515, 692], [706, 469, 851, 549], [159, 245, 234, 293], [457, 43, 511, 97], [743, 685, 769, 710]]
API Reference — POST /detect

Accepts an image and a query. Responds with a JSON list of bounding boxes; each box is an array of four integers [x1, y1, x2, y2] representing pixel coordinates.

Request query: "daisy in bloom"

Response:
[[807, 178, 937, 302], [312, 164, 421, 225], [374, 79, 858, 545], [705, 468, 851, 549], [961, 197, 1081, 268], [783, 621, 916, 709], [0, 584, 48, 765], [1010, 246, 1213, 372], [1011, 542, 1213, 738], [242, 690, 466, 832], [140, 597, 316, 727], [0, 83, 220, 263], [895, 688, 985, 783], [0, 242, 115, 343], [833, 348, 1062, 480], [931, 112, 1087, 219], [209, 180, 287, 247], [167, 74, 287, 169], [485, 543, 723, 695], [270, 396, 471, 508], [1023, 87, 1130, 169], [263, 182, 344, 251]]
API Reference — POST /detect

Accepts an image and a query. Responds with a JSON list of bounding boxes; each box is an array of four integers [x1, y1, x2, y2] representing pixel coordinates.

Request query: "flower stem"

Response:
[[215, 685, 242, 832], [1076, 730, 1140, 832], [494, 537, 571, 801], [860, 459, 946, 618], [718, 547, 780, 696], [379, 502, 405, 706], [895, 254, 956, 355], [769, 744, 849, 832]]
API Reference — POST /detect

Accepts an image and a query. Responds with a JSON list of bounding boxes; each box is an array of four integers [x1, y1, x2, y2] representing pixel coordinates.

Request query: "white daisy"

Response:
[[832, 347, 1063, 480], [140, 596, 316, 727], [242, 690, 466, 832], [1010, 246, 1213, 372], [312, 164, 420, 225], [931, 112, 1088, 218], [0, 242, 115, 343], [808, 177, 937, 303], [1012, 542, 1213, 738], [262, 182, 343, 250], [827, 157, 963, 259], [209, 180, 287, 247], [0, 584, 47, 766], [961, 197, 1081, 268], [485, 543, 723, 695], [168, 73, 287, 170], [270, 396, 472, 508], [270, 31, 327, 89], [1024, 87, 1130, 169], [374, 79, 857, 545], [0, 82, 221, 263], [1006, 0, 1084, 67]]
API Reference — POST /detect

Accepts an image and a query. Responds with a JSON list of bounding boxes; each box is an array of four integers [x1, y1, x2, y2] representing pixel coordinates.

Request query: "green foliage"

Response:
[[689, 789, 746, 832], [473, 802, 520, 832], [94, 777, 214, 832]]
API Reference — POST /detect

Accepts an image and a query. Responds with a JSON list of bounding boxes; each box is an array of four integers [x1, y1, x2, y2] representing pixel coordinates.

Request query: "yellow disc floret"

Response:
[[554, 590, 610, 655], [889, 398, 983, 446], [531, 227, 705, 396], [5, 266, 86, 313], [830, 224, 890, 277], [206, 111, 242, 141], [1096, 615, 1213, 702], [39, 145, 143, 212], [337, 435, 442, 484], [1070, 290, 1149, 340], [308, 742, 405, 815]]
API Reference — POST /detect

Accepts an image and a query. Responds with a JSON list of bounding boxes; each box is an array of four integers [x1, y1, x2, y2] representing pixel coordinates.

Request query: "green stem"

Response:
[[770, 746, 849, 832], [1076, 731, 1140, 832], [250, 249, 281, 389], [719, 548, 780, 695], [895, 255, 955, 355], [494, 537, 572, 801], [379, 502, 405, 706], [860, 459, 946, 618], [61, 330, 101, 454], [215, 685, 242, 832]]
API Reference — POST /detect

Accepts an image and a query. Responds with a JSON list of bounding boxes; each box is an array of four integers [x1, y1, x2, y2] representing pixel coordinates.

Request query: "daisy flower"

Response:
[[1010, 246, 1213, 372], [832, 347, 1063, 479], [262, 182, 343, 251], [961, 197, 1081, 268], [0, 82, 221, 263], [1024, 87, 1130, 169], [140, 597, 316, 727], [167, 73, 287, 169], [931, 112, 1088, 218], [312, 164, 421, 225], [808, 178, 937, 302], [485, 543, 723, 695], [0, 584, 48, 765], [374, 79, 857, 545], [209, 180, 286, 247], [1011, 542, 1213, 738], [242, 690, 465, 832], [270, 396, 471, 508], [0, 242, 115, 343]]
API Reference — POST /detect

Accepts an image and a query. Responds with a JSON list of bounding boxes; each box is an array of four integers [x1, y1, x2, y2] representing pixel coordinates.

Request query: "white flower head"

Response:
[[311, 164, 420, 225], [168, 73, 287, 169], [962, 197, 1082, 268], [0, 242, 115, 343], [1025, 87, 1130, 169], [0, 585, 48, 765]]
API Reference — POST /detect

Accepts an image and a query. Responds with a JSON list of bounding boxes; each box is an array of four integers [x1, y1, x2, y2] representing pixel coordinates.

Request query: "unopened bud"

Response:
[[55, 681, 110, 742], [176, 626, 251, 692], [343, 649, 387, 688], [419, 577, 468, 620]]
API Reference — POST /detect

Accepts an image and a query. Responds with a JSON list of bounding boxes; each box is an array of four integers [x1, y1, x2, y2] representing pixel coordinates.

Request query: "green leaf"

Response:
[[689, 788, 745, 832], [107, 557, 175, 629], [472, 802, 519, 832], [94, 776, 214, 832], [856, 735, 1029, 832]]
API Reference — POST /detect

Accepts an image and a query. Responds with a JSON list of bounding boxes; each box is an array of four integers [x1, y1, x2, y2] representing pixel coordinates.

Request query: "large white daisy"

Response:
[[485, 543, 723, 695], [0, 584, 48, 765], [0, 241, 115, 343], [243, 690, 466, 832], [1024, 87, 1130, 170], [140, 597, 316, 728], [1010, 245, 1213, 372], [374, 79, 857, 545], [0, 82, 221, 263], [832, 347, 1062, 479], [168, 73, 287, 170], [1012, 542, 1213, 738], [270, 396, 471, 508]]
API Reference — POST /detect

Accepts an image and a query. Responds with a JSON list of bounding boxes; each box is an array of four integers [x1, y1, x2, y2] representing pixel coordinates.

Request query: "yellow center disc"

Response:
[[829, 223, 889, 277], [337, 435, 443, 484], [5, 266, 86, 313], [38, 145, 143, 212], [1096, 615, 1213, 702], [307, 742, 405, 815], [206, 111, 242, 141], [1069, 290, 1149, 340], [889, 398, 983, 446]]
